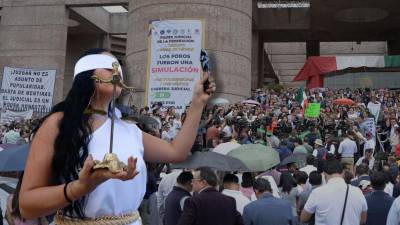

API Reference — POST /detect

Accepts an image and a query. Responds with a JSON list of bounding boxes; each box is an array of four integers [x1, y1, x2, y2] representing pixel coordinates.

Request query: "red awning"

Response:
[[293, 56, 337, 88]]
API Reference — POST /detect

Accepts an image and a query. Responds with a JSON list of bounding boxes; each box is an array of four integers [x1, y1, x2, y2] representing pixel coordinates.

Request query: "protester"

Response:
[[157, 170, 182, 223], [293, 138, 307, 155], [18, 49, 216, 224], [363, 132, 376, 154], [355, 148, 375, 170], [383, 170, 395, 197], [302, 137, 314, 155], [343, 169, 354, 184], [240, 172, 255, 200], [337, 132, 358, 171], [351, 163, 371, 187], [242, 178, 293, 225], [161, 122, 173, 142], [300, 159, 367, 225], [298, 171, 322, 225], [279, 172, 299, 218], [5, 82, 400, 225], [139, 164, 158, 225], [387, 196, 400, 225], [390, 127, 400, 153], [300, 155, 317, 176], [294, 171, 308, 195], [312, 139, 327, 161], [268, 130, 280, 148], [206, 120, 221, 144], [312, 139, 328, 172], [221, 174, 251, 215], [365, 171, 394, 225], [177, 167, 243, 225], [17, 129, 30, 145], [3, 124, 21, 144], [277, 140, 292, 161], [164, 171, 193, 225]]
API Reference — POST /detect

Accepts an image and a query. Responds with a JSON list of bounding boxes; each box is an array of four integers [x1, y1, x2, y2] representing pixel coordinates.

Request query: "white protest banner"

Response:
[[0, 109, 33, 124], [0, 67, 56, 112], [367, 102, 381, 123], [146, 19, 204, 113], [360, 117, 376, 137]]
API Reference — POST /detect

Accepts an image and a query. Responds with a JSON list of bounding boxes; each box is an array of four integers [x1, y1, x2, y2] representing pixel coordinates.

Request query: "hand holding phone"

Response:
[[200, 49, 210, 93]]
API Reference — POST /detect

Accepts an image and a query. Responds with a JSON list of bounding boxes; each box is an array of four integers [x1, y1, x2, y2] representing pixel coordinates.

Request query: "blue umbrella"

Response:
[[0, 144, 29, 172]]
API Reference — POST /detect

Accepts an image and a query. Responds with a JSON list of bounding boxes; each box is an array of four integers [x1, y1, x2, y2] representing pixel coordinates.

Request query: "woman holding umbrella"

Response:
[[18, 49, 215, 224]]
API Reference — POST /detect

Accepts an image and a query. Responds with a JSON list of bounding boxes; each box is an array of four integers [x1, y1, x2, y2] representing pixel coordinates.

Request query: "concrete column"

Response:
[[64, 34, 105, 96], [126, 0, 253, 106], [0, 1, 69, 105], [251, 30, 261, 89]]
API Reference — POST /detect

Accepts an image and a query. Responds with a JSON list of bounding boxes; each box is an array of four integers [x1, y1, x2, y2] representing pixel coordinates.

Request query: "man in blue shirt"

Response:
[[365, 171, 394, 225], [351, 163, 370, 187], [243, 178, 293, 225], [276, 140, 292, 161]]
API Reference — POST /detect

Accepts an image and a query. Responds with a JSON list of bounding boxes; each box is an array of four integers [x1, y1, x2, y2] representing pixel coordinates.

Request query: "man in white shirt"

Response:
[[2, 124, 21, 144], [338, 132, 358, 171], [389, 118, 399, 139], [355, 148, 375, 170], [387, 196, 400, 225], [157, 169, 182, 223], [300, 159, 367, 225], [151, 107, 162, 130], [390, 125, 400, 152], [222, 174, 251, 214], [363, 132, 376, 155], [300, 155, 317, 176], [161, 123, 173, 142], [367, 95, 381, 122], [300, 155, 322, 191]]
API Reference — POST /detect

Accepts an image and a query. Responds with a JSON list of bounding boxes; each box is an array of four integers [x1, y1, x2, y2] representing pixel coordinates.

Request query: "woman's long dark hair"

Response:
[[12, 172, 24, 220], [32, 48, 107, 218]]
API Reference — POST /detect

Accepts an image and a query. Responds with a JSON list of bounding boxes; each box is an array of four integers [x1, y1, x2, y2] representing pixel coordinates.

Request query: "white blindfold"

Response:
[[73, 54, 123, 80]]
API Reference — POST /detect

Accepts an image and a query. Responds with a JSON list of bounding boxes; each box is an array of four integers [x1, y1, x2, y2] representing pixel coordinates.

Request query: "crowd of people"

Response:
[[133, 87, 400, 225], [0, 119, 39, 146], [3, 87, 400, 225]]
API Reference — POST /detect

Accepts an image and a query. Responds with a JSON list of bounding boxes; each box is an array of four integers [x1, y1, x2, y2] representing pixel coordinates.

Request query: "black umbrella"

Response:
[[0, 144, 29, 172], [172, 151, 249, 172], [280, 153, 307, 168]]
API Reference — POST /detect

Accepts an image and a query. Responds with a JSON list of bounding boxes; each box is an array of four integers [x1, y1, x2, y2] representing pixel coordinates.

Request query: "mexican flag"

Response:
[[294, 55, 400, 88], [295, 86, 308, 109]]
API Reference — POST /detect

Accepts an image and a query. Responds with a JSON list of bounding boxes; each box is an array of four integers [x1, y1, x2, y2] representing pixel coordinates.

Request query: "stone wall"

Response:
[[126, 0, 253, 106]]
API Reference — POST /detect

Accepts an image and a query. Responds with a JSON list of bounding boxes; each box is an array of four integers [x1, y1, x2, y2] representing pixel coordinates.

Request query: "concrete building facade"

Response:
[[0, 0, 400, 109]]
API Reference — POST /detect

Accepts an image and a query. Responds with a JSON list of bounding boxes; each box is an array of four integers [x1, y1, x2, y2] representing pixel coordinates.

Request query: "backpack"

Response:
[[316, 147, 328, 161]]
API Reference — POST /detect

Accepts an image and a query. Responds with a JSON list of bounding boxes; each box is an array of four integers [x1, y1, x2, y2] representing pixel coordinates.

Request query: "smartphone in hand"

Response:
[[200, 49, 210, 93]]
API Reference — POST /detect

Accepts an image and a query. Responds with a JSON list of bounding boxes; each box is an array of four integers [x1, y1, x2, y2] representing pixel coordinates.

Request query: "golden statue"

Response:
[[91, 61, 135, 173]]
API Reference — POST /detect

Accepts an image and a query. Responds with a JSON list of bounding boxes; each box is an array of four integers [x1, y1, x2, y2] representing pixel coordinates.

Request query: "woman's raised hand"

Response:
[[192, 72, 216, 105]]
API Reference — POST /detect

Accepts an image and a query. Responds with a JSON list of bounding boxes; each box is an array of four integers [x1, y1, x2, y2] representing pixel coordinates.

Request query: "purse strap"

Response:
[[340, 184, 350, 225]]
